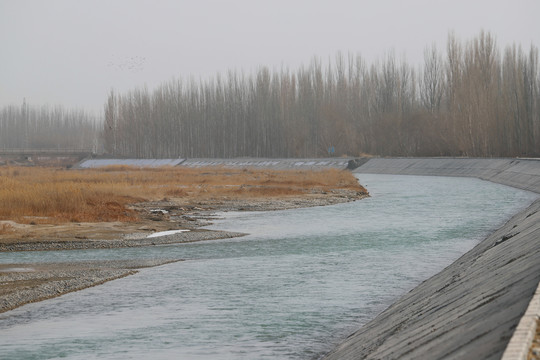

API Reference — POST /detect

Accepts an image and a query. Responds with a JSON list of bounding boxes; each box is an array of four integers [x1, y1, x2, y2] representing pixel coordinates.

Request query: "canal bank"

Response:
[[323, 158, 540, 360]]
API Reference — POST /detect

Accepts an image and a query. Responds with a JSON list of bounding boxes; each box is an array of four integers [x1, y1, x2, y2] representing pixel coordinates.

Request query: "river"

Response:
[[0, 174, 538, 359]]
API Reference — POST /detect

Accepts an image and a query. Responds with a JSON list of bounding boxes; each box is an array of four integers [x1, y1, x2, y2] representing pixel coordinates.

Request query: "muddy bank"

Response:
[[323, 158, 540, 360]]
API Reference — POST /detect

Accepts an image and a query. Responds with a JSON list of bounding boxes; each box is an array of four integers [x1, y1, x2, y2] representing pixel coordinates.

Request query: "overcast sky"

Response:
[[1, 0, 539, 114]]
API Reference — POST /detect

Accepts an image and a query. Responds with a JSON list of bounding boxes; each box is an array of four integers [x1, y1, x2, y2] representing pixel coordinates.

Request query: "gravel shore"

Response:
[[0, 259, 182, 313], [0, 229, 245, 252], [0, 230, 246, 312]]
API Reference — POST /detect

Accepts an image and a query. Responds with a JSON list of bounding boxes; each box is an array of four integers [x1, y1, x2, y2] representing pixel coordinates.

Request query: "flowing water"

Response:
[[0, 174, 538, 359]]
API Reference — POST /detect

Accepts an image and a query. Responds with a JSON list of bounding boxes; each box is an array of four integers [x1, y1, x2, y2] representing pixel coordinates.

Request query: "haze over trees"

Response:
[[0, 102, 99, 151], [1, 31, 539, 158]]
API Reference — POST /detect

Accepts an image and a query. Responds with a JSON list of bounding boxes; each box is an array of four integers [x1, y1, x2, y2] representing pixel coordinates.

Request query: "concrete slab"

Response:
[[179, 157, 353, 170], [77, 158, 185, 168], [354, 158, 540, 193], [324, 158, 540, 360]]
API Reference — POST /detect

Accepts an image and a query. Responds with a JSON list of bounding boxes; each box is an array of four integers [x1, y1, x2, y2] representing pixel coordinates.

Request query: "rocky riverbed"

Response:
[[0, 259, 182, 313], [0, 229, 244, 252]]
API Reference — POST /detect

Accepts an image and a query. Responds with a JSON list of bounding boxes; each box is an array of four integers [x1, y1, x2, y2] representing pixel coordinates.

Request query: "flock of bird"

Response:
[[107, 55, 146, 73]]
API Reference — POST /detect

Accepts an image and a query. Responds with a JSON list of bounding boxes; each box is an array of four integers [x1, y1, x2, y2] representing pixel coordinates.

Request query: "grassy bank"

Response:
[[0, 166, 366, 227]]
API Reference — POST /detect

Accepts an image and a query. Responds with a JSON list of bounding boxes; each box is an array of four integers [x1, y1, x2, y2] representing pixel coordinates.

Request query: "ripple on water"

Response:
[[0, 174, 538, 359]]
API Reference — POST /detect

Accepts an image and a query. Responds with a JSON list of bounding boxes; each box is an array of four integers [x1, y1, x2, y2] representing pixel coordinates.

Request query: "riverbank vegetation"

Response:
[[1, 31, 538, 158], [0, 166, 366, 226]]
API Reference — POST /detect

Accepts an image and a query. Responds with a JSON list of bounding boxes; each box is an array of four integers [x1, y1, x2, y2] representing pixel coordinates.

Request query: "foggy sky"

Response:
[[1, 0, 539, 114]]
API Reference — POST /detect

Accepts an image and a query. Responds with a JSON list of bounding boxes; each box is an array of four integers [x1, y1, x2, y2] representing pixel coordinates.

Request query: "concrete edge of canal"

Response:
[[321, 158, 540, 360]]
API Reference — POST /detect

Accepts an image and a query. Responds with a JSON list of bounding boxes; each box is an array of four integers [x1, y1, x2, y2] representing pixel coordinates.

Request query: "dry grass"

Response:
[[0, 166, 366, 224], [0, 223, 14, 235]]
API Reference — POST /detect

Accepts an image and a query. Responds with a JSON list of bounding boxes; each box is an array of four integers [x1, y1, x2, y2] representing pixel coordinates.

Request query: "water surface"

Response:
[[0, 174, 537, 359]]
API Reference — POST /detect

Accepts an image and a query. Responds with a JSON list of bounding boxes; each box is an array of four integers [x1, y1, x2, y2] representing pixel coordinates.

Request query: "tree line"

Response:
[[0, 101, 99, 151], [1, 31, 539, 158], [103, 32, 539, 158]]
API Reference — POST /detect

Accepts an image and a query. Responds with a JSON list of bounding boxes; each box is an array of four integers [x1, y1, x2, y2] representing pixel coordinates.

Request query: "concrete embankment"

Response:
[[77, 157, 359, 170], [354, 158, 540, 192], [323, 158, 540, 360]]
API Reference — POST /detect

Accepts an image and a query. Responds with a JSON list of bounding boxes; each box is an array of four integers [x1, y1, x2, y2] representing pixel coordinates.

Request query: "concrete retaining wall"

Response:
[[75, 157, 361, 170], [179, 157, 355, 170], [323, 158, 540, 360], [354, 158, 540, 193]]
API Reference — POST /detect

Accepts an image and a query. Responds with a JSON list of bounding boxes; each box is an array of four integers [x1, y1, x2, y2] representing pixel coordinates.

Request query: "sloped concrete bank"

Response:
[[354, 158, 540, 193], [77, 157, 360, 170], [323, 158, 540, 360]]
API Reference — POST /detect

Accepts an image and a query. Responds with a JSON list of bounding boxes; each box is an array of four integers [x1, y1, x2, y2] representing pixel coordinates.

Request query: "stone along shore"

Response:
[[0, 259, 181, 313]]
